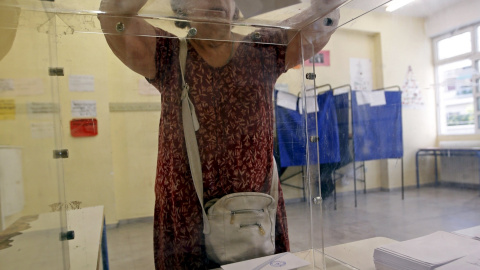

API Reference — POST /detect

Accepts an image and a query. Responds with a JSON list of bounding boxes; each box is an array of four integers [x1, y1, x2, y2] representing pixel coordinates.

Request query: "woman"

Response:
[[98, 0, 339, 269]]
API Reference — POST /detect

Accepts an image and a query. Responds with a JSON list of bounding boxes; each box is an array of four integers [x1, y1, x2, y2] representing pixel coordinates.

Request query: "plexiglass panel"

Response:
[[3, 1, 480, 270], [0, 1, 69, 269], [52, 0, 347, 269]]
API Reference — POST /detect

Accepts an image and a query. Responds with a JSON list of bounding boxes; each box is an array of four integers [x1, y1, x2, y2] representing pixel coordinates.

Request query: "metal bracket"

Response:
[[49, 68, 64, 76], [306, 73, 316, 80], [60, 230, 75, 241], [53, 149, 69, 159], [313, 197, 322, 205]]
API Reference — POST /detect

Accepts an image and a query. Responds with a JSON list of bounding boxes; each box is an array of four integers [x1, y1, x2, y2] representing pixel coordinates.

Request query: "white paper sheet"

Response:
[[14, 78, 44, 95], [69, 75, 95, 92], [276, 91, 298, 111], [0, 79, 14, 93], [299, 96, 318, 114], [30, 122, 54, 139], [436, 251, 480, 270], [333, 87, 349, 95], [370, 91, 386, 106], [138, 78, 160, 96], [350, 58, 373, 91], [221, 252, 310, 270], [356, 91, 371, 106], [378, 231, 480, 266], [454, 226, 480, 240], [71, 100, 97, 118]]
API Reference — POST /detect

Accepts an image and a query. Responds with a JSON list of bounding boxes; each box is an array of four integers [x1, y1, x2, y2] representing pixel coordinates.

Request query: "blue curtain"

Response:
[[275, 90, 340, 167], [352, 91, 403, 161]]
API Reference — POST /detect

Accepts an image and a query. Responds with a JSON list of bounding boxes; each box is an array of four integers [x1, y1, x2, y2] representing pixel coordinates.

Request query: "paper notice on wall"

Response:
[[69, 75, 95, 92], [370, 91, 387, 106], [14, 78, 44, 95], [277, 91, 297, 111], [0, 79, 14, 93], [27, 102, 58, 119], [0, 99, 15, 120], [356, 91, 371, 106], [71, 100, 97, 117], [138, 78, 160, 96], [30, 122, 54, 139], [350, 58, 373, 91]]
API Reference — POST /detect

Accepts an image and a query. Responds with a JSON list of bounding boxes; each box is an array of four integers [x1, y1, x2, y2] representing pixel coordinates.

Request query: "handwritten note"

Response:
[[71, 100, 97, 117], [69, 75, 95, 92]]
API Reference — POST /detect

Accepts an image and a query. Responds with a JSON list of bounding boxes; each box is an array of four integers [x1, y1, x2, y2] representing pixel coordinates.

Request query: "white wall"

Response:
[[425, 0, 480, 37]]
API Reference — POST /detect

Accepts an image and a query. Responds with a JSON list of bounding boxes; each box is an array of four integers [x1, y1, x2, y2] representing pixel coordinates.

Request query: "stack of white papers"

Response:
[[436, 251, 480, 270], [453, 226, 480, 241], [373, 231, 480, 270]]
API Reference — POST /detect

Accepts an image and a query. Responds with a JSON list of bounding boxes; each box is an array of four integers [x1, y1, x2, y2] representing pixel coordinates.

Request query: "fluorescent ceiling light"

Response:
[[386, 0, 415, 12]]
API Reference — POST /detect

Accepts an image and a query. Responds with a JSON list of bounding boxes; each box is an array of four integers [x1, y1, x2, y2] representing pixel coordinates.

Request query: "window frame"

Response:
[[433, 24, 480, 135]]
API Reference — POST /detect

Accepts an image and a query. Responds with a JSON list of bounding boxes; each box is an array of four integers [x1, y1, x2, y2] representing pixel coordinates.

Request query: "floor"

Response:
[[104, 186, 480, 270]]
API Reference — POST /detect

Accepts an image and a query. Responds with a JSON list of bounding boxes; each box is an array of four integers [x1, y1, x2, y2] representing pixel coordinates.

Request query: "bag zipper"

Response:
[[239, 223, 266, 236], [230, 209, 265, 224]]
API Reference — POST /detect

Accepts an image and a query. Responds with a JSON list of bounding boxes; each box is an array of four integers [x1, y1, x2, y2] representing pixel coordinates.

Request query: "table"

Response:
[[0, 206, 106, 270], [212, 237, 398, 270], [415, 147, 480, 195], [324, 237, 398, 270]]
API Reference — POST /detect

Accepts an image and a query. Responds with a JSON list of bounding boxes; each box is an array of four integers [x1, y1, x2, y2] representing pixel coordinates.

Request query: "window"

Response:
[[437, 32, 471, 60], [478, 26, 480, 51], [434, 26, 480, 135]]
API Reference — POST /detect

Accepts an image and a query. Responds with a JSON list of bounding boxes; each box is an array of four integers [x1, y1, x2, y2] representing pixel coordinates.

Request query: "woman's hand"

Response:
[[285, 0, 343, 70], [98, 0, 157, 79]]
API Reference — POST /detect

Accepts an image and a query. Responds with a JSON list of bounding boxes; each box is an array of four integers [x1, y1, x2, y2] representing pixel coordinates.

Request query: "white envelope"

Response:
[[221, 252, 310, 270]]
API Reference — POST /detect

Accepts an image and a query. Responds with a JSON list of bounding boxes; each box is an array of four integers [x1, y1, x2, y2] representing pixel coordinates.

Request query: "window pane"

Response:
[[437, 60, 474, 134], [437, 32, 472, 60], [477, 78, 480, 94], [478, 26, 480, 51]]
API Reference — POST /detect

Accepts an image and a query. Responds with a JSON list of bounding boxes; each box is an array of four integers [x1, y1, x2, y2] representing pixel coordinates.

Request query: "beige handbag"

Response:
[[179, 37, 278, 265]]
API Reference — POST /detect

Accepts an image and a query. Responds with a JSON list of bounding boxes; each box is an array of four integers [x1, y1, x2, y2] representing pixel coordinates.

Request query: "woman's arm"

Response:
[[284, 0, 341, 70], [98, 0, 157, 79]]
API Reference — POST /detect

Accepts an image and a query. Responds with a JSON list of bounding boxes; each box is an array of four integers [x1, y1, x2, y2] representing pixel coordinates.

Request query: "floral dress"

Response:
[[147, 28, 290, 269]]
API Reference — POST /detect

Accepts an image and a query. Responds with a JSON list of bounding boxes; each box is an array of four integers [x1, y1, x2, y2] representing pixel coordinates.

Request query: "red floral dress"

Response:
[[147, 28, 290, 269]]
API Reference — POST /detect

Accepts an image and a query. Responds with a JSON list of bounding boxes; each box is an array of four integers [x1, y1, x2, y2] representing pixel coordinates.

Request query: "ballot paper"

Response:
[[436, 251, 480, 270], [221, 252, 310, 270], [453, 226, 480, 240], [373, 231, 480, 270]]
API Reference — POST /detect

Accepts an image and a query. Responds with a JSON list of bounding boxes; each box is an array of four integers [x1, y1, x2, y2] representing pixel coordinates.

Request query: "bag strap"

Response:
[[179, 38, 279, 235]]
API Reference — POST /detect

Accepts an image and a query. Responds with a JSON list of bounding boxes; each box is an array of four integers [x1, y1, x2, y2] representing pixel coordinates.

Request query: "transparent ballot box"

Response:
[[2, 0, 480, 270]]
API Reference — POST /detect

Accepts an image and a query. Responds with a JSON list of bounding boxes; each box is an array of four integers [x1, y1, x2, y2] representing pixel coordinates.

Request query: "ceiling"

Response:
[[346, 0, 466, 18]]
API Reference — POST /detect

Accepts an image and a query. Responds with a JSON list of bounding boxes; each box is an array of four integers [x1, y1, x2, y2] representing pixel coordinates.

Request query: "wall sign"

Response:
[[70, 118, 98, 137]]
